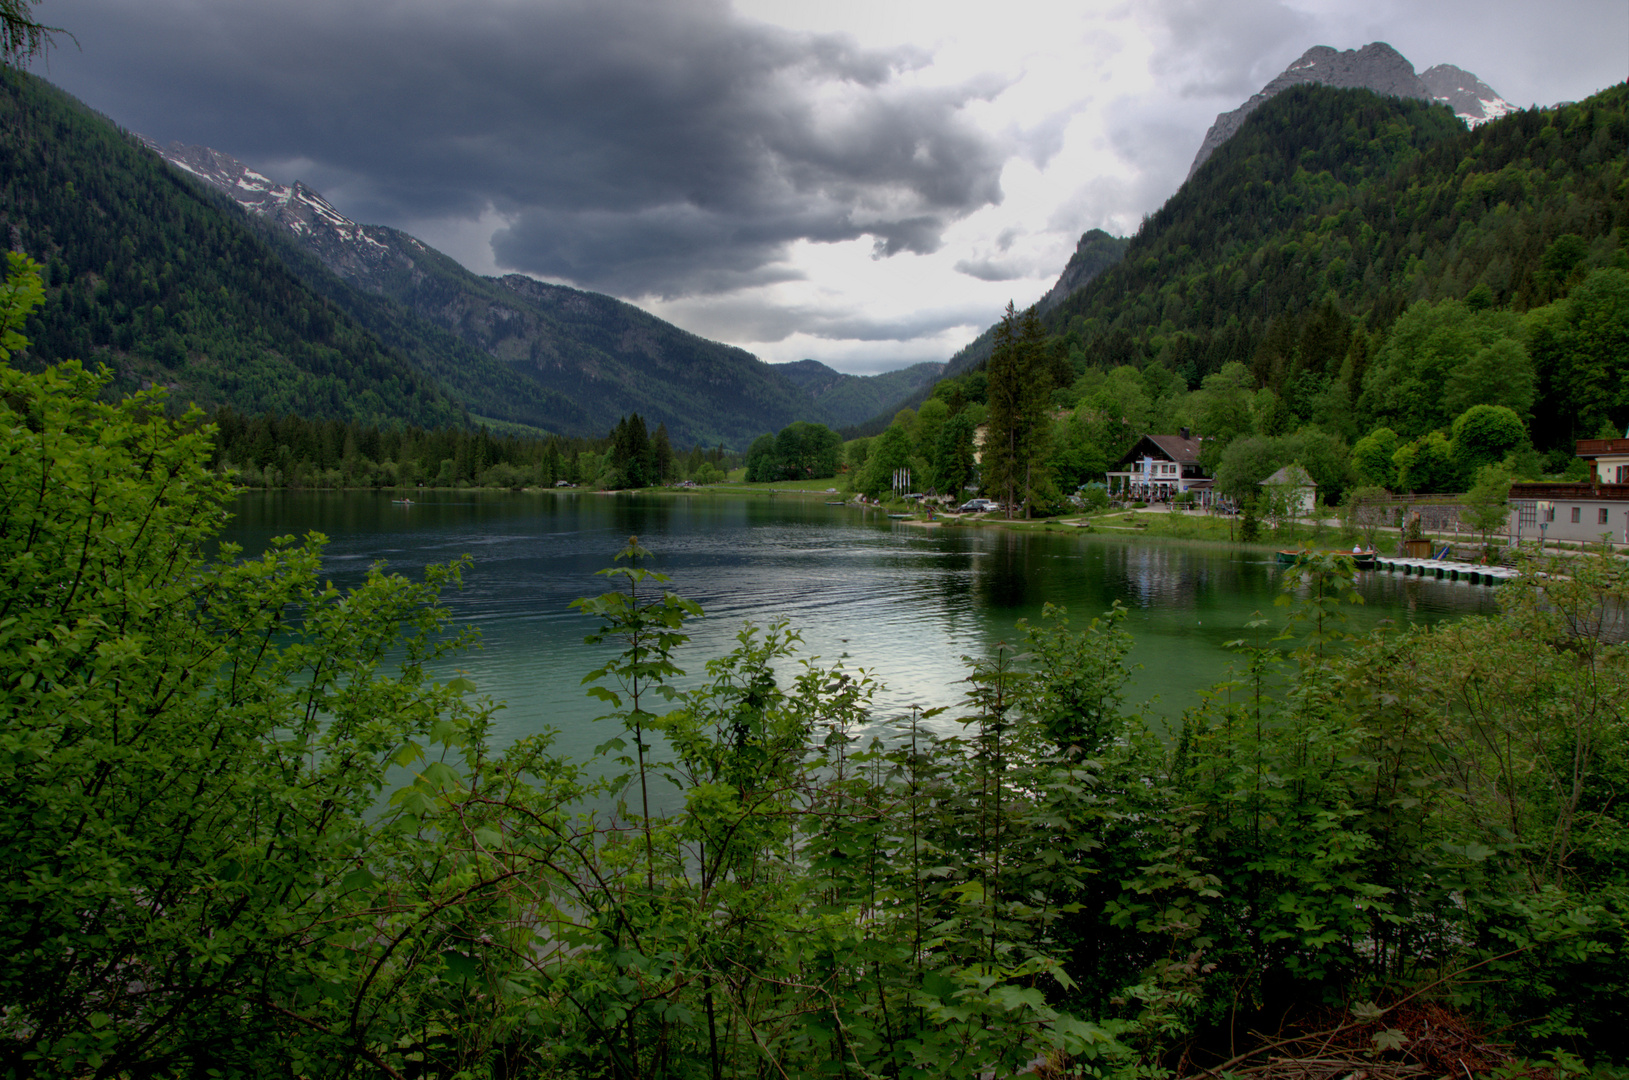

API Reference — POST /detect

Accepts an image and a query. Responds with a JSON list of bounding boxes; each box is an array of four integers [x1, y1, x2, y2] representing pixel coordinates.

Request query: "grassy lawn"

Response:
[[708, 475, 850, 493]]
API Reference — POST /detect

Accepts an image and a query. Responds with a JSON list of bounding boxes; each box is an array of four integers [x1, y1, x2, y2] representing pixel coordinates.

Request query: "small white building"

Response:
[[1259, 463, 1317, 515]]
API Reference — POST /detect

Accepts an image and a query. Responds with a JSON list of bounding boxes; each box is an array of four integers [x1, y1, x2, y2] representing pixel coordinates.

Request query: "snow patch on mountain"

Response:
[[1420, 63, 1516, 127], [146, 139, 409, 285]]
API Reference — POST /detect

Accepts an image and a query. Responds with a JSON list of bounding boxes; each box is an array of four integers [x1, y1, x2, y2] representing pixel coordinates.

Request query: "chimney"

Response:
[[1180, 426, 1191, 440]]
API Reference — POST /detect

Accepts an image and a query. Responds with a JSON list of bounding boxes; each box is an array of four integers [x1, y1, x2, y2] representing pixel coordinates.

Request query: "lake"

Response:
[[223, 489, 1499, 760]]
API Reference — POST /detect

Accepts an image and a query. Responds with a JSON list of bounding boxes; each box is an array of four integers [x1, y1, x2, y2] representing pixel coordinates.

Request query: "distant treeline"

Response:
[[743, 421, 844, 482], [209, 408, 739, 489]]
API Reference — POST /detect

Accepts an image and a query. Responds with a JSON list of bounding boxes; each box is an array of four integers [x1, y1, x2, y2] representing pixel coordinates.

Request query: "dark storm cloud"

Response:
[[45, 0, 1008, 298]]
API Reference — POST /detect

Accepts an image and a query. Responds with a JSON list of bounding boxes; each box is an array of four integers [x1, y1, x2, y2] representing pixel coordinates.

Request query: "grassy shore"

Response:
[[685, 480, 1362, 549]]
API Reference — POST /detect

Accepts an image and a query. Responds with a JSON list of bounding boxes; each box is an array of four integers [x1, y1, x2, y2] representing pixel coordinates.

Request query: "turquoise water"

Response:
[[222, 490, 1499, 759]]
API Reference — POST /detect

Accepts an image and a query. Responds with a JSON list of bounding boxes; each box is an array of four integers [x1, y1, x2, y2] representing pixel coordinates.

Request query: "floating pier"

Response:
[[1371, 557, 1519, 585]]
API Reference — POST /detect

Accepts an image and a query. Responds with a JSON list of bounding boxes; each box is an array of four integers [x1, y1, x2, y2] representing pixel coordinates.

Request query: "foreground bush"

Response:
[[3, 252, 1627, 1077]]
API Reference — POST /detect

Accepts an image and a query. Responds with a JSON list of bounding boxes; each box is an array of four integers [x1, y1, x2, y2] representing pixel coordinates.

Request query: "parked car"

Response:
[[956, 498, 1000, 513]]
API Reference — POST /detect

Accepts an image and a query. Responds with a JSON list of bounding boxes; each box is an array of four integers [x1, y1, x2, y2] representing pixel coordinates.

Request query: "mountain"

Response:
[[943, 229, 1131, 379], [1187, 42, 1514, 178], [969, 79, 1628, 453], [1035, 230, 1132, 316], [850, 43, 1508, 438], [0, 74, 462, 427], [150, 139, 927, 448], [838, 228, 1128, 437], [772, 359, 944, 427]]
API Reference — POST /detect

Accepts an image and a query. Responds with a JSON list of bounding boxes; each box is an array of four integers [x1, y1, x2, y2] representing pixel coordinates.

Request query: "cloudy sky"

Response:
[[41, 0, 1627, 374]]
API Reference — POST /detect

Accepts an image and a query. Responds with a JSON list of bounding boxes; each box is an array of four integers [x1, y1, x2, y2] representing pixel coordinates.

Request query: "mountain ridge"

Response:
[[847, 42, 1525, 436], [0, 74, 463, 428], [149, 137, 940, 443]]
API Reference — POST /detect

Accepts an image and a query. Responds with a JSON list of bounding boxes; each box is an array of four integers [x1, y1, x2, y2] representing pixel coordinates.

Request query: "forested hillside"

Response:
[[1044, 81, 1628, 450], [860, 82, 1628, 513], [773, 358, 944, 426], [0, 68, 947, 447], [0, 72, 461, 426]]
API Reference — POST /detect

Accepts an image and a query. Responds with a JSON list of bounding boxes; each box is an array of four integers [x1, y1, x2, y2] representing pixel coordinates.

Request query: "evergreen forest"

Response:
[[0, 73, 462, 427], [207, 406, 741, 491]]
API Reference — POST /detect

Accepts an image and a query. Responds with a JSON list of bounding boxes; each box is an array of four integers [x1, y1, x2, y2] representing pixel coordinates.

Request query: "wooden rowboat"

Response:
[[1279, 548, 1377, 569]]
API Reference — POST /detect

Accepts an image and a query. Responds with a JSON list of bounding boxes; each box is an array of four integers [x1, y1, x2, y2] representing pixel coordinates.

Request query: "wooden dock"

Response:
[[1371, 557, 1519, 585]]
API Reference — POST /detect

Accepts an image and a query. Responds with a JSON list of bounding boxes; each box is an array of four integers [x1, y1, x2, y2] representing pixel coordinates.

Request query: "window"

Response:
[[1571, 506, 1582, 523], [1547, 507, 1556, 522], [1618, 465, 1629, 483], [1601, 508, 1611, 525], [1516, 502, 1537, 527]]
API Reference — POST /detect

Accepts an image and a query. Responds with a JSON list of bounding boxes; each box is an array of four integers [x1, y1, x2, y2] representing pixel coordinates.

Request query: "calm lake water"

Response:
[[223, 490, 1499, 760]]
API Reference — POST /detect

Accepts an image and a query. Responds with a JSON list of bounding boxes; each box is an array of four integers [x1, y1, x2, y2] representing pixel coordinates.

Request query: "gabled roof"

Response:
[[1261, 464, 1316, 488], [1116, 433, 1204, 466]]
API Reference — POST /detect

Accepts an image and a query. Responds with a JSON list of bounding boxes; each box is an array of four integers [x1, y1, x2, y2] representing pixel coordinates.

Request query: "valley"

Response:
[[3, 8, 1628, 1078]]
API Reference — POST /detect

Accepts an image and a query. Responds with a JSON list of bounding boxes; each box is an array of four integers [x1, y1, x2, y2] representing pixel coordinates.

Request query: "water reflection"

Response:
[[221, 491, 1500, 757]]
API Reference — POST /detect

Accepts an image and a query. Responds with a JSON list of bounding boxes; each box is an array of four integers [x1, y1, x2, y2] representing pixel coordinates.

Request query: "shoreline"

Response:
[[231, 482, 1346, 556], [236, 483, 1617, 560]]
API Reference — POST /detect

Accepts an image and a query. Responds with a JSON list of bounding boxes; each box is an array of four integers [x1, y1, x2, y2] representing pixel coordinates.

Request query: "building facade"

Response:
[[1506, 481, 1629, 545], [1259, 463, 1318, 515]]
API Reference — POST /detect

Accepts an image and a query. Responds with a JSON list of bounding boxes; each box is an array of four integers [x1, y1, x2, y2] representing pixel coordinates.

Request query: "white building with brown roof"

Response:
[[1106, 430, 1212, 500]]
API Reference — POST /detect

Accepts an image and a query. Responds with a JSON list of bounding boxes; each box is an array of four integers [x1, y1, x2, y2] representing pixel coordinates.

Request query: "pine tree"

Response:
[[652, 423, 673, 483], [982, 303, 1024, 517], [626, 413, 653, 488], [981, 303, 1055, 518]]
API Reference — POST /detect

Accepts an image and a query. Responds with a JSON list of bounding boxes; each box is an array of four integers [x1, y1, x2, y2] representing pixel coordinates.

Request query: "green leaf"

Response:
[[340, 868, 379, 892], [440, 950, 482, 982]]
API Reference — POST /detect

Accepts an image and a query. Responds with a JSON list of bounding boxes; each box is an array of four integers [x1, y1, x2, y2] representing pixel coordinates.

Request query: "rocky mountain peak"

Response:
[[1187, 42, 1512, 178], [147, 139, 413, 287], [1036, 228, 1129, 314]]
